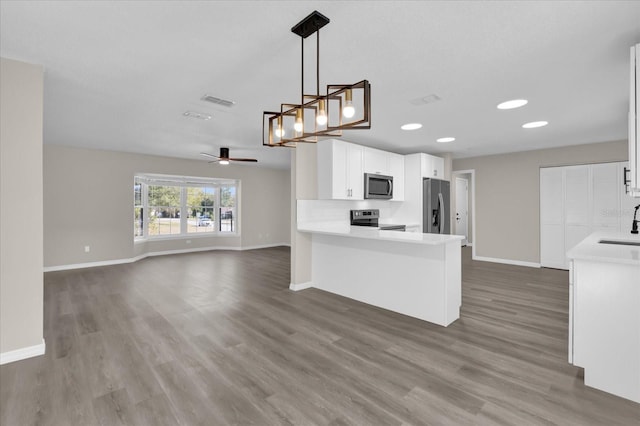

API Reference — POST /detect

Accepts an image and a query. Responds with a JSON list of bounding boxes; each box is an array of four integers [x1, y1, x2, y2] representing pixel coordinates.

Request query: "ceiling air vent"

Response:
[[201, 94, 235, 108]]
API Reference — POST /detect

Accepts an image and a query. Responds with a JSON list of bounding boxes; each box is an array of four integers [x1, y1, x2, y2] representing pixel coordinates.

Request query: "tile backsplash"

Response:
[[297, 199, 402, 225]]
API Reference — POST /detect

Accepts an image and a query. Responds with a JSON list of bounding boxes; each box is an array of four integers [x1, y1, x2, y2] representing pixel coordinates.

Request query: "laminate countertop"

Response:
[[297, 222, 463, 246], [567, 231, 640, 266]]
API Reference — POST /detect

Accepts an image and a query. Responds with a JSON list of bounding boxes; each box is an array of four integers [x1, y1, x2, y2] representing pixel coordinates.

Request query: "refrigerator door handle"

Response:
[[438, 192, 445, 234]]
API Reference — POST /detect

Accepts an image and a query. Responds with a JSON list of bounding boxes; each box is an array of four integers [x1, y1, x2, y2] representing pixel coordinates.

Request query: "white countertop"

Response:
[[298, 222, 464, 245], [567, 231, 640, 266]]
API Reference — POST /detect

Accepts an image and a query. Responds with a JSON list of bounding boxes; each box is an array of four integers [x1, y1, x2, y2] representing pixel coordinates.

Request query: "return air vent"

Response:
[[201, 94, 235, 107]]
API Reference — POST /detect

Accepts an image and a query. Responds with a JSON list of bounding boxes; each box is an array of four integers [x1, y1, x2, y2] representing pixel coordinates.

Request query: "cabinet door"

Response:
[[432, 156, 445, 179], [629, 44, 640, 195], [363, 147, 390, 175], [421, 154, 444, 178], [347, 143, 364, 199], [389, 153, 404, 201], [333, 141, 350, 199], [540, 167, 565, 268], [591, 163, 619, 231], [564, 165, 590, 268], [317, 139, 349, 200], [619, 162, 639, 232], [565, 166, 590, 225]]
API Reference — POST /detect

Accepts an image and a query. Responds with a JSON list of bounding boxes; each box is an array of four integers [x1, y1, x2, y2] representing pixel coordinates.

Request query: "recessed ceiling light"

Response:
[[436, 137, 455, 143], [522, 121, 548, 129], [401, 123, 422, 130], [497, 99, 528, 110], [183, 111, 212, 120]]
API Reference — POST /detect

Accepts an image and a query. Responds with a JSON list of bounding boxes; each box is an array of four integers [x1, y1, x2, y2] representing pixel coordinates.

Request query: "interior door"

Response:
[[455, 177, 468, 244]]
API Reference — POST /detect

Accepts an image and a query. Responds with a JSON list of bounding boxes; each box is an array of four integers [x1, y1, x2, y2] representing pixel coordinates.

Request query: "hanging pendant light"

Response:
[[263, 10, 371, 147], [316, 99, 328, 125], [342, 89, 355, 118]]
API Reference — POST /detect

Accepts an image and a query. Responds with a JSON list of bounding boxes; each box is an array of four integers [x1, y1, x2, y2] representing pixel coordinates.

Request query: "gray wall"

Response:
[[290, 144, 317, 286], [44, 145, 290, 267], [1, 58, 44, 354], [453, 140, 628, 264]]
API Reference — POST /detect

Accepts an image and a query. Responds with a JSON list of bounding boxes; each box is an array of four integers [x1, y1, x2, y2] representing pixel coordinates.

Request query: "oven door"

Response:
[[364, 173, 393, 199]]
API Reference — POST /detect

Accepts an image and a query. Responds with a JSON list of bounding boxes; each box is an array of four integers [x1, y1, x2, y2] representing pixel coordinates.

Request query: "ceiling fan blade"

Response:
[[200, 152, 219, 159], [229, 158, 258, 162]]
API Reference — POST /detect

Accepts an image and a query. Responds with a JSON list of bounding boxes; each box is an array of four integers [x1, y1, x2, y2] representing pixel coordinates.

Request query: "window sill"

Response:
[[134, 232, 240, 244]]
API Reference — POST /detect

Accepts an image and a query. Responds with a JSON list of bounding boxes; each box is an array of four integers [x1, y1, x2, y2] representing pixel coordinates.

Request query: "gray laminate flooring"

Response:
[[1, 246, 639, 425]]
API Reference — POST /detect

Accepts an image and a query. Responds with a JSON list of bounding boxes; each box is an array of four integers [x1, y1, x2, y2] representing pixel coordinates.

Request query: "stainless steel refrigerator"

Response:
[[423, 178, 450, 234]]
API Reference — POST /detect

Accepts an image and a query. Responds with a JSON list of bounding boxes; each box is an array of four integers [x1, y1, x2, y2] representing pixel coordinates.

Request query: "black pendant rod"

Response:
[[317, 29, 320, 96], [301, 37, 304, 104]]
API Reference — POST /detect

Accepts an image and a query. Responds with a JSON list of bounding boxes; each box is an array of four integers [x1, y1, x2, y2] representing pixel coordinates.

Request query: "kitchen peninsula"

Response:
[[297, 222, 463, 326]]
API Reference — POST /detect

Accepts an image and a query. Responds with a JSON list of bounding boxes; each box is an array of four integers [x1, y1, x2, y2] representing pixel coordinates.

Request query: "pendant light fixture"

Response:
[[263, 11, 371, 147]]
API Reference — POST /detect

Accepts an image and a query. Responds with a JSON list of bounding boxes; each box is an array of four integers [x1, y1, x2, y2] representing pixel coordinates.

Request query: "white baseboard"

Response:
[[0, 339, 46, 365], [289, 281, 313, 291], [473, 255, 540, 268], [44, 243, 291, 272]]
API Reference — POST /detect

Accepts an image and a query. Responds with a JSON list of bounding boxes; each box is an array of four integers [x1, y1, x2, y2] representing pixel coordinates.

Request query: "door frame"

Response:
[[451, 169, 476, 260], [454, 176, 469, 244]]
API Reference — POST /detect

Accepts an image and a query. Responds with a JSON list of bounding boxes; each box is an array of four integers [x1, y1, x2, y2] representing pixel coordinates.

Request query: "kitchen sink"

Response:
[[598, 239, 640, 247]]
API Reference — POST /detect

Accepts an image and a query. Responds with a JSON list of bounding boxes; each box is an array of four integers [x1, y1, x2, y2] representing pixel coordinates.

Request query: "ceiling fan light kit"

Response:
[[263, 10, 371, 148], [200, 147, 258, 164]]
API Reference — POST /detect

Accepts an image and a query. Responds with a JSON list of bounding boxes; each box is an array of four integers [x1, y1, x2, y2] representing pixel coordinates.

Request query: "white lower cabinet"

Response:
[[317, 139, 364, 200], [569, 256, 640, 403]]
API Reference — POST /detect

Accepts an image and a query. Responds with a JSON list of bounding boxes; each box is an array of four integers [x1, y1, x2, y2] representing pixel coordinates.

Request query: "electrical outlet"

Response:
[[84, 245, 90, 253]]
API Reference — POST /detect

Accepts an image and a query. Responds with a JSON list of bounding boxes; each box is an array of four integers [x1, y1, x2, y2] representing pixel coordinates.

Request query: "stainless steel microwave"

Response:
[[364, 173, 393, 199]]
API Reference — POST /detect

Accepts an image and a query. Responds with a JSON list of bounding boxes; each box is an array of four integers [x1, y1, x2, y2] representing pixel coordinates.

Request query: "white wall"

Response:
[[1, 58, 44, 356], [453, 140, 628, 265], [44, 145, 290, 268]]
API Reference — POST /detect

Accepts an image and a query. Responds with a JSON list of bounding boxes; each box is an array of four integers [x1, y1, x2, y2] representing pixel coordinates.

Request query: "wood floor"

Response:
[[1, 246, 639, 425]]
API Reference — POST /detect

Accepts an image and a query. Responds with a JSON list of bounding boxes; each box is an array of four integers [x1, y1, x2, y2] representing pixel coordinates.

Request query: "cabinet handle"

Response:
[[624, 167, 631, 194]]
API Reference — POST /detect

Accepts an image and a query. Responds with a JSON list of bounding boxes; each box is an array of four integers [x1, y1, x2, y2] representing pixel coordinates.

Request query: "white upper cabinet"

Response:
[[317, 139, 364, 200], [363, 147, 391, 175], [628, 43, 640, 197], [389, 153, 405, 201], [421, 154, 445, 179]]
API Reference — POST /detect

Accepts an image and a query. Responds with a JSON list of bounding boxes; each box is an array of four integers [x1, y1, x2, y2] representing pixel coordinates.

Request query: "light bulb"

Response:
[[342, 89, 355, 118], [274, 116, 285, 138], [316, 99, 327, 126], [294, 108, 303, 133], [219, 160, 229, 165]]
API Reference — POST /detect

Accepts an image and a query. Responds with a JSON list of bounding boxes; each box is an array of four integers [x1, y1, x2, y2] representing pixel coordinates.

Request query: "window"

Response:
[[134, 179, 143, 237], [187, 186, 215, 233], [134, 174, 239, 240]]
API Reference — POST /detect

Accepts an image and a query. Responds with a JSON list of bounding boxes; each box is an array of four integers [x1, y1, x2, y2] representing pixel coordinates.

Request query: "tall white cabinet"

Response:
[[540, 162, 635, 269], [628, 43, 640, 196]]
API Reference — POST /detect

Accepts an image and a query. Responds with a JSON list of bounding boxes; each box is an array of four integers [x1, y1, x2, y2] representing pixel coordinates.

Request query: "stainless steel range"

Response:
[[350, 209, 406, 231]]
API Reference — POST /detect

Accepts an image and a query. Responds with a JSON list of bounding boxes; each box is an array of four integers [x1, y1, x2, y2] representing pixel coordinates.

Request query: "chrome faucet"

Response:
[[632, 204, 640, 235]]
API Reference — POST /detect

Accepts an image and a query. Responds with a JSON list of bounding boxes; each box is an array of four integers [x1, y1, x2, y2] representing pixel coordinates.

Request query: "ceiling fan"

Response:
[[199, 147, 257, 165]]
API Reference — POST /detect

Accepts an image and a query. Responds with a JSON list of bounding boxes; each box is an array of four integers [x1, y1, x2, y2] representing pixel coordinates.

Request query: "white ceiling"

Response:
[[2, 1, 639, 169]]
